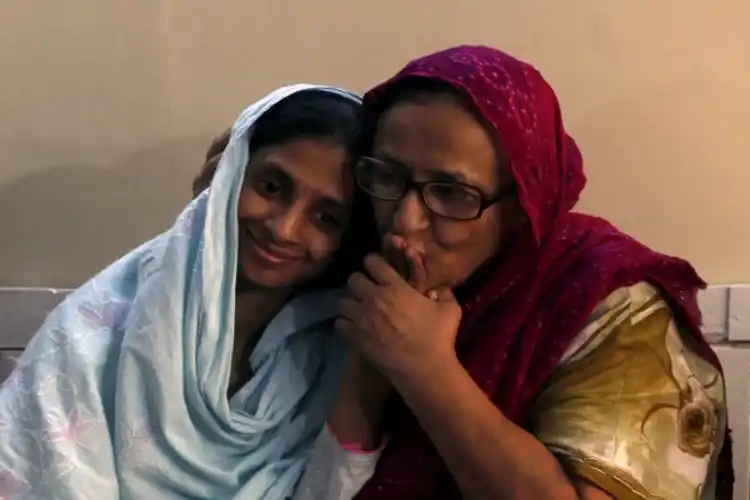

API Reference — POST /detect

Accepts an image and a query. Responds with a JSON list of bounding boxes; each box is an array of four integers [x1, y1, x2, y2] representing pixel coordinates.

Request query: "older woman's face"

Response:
[[369, 93, 520, 289]]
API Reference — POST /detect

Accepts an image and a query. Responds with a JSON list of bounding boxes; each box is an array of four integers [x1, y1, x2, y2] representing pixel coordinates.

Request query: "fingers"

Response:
[[404, 246, 427, 293], [193, 128, 231, 197], [338, 297, 360, 321], [363, 253, 405, 286], [206, 128, 231, 161], [346, 272, 377, 300], [432, 286, 456, 303], [380, 234, 427, 292], [381, 234, 408, 281], [427, 286, 458, 311], [334, 317, 356, 338], [192, 154, 222, 197]]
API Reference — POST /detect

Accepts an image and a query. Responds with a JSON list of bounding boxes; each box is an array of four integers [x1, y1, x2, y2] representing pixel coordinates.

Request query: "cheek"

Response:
[[236, 187, 267, 219], [431, 212, 503, 259], [304, 231, 343, 265], [426, 217, 502, 286], [430, 218, 487, 248]]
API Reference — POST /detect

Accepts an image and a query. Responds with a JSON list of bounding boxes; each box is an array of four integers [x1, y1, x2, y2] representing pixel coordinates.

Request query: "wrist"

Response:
[[390, 352, 463, 398], [328, 396, 385, 450], [327, 423, 387, 454]]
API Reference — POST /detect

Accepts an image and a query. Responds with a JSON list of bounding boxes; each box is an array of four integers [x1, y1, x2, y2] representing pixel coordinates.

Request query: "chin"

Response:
[[237, 262, 295, 290]]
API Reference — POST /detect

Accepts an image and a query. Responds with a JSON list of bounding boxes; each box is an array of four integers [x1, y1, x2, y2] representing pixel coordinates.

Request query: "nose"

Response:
[[391, 188, 429, 234], [265, 207, 303, 243]]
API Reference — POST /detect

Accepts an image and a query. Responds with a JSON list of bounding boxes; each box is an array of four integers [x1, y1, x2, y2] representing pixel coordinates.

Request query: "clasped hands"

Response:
[[335, 235, 462, 382]]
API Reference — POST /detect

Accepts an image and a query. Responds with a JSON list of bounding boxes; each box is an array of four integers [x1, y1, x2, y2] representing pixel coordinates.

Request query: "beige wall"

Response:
[[1, 0, 749, 287]]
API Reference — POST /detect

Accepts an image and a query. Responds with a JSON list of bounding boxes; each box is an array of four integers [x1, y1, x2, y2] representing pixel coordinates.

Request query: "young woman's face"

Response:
[[237, 137, 355, 289]]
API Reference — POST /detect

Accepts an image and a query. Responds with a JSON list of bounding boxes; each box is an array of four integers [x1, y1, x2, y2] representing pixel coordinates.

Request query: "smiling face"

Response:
[[368, 91, 523, 290], [237, 137, 355, 289]]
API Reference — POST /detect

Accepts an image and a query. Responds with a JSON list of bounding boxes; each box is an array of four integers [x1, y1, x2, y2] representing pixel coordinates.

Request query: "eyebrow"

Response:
[[373, 150, 482, 187]]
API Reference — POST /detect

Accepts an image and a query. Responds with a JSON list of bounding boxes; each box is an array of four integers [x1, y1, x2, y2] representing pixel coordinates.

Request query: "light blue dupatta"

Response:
[[0, 85, 361, 500]]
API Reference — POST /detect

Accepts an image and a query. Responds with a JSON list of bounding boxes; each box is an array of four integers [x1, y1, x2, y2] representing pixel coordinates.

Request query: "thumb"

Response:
[[428, 286, 456, 303]]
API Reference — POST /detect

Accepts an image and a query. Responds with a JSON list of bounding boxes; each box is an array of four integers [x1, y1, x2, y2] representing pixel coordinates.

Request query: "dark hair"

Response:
[[248, 90, 360, 158], [195, 89, 378, 291]]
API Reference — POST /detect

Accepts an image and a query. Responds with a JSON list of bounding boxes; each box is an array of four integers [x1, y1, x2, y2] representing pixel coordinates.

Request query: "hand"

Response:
[[335, 244, 462, 382], [192, 127, 231, 197], [380, 234, 428, 294]]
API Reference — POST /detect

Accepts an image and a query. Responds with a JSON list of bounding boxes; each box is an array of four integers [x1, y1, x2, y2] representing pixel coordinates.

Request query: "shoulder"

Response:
[[531, 282, 726, 499], [557, 281, 665, 364]]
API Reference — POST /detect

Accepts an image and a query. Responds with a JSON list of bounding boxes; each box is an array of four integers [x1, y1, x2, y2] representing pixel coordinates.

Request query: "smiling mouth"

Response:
[[244, 227, 302, 265]]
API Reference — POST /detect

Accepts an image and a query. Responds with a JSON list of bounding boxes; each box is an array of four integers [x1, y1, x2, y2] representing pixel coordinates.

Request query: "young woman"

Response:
[[0, 85, 378, 500], [324, 46, 732, 500]]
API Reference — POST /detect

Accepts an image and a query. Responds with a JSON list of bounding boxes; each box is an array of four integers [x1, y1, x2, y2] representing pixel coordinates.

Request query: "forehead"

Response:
[[252, 138, 354, 204], [373, 95, 508, 187]]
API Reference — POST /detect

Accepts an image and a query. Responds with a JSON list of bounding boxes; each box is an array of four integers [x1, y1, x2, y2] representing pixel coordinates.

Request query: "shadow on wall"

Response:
[[0, 135, 214, 288]]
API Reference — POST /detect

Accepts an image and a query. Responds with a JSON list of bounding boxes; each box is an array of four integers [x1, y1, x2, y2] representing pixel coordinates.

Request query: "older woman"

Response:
[[323, 46, 732, 499]]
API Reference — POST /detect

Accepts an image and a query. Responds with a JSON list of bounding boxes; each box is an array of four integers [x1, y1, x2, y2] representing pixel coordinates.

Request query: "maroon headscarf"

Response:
[[355, 45, 734, 499]]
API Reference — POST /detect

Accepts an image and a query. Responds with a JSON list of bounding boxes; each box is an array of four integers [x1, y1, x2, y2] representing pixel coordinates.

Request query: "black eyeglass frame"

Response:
[[355, 156, 516, 221]]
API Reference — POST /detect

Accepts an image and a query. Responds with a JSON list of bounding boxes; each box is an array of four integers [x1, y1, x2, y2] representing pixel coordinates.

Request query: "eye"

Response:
[[255, 178, 283, 198], [377, 171, 408, 191], [373, 168, 401, 185], [430, 184, 475, 202], [360, 159, 402, 187], [317, 212, 343, 229]]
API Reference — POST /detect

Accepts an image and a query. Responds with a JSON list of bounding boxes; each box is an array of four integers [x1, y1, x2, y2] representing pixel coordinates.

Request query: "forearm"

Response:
[[391, 356, 578, 500], [327, 354, 391, 450]]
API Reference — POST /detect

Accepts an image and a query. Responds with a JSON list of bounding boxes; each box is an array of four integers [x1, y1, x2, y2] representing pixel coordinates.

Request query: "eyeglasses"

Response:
[[355, 156, 515, 221]]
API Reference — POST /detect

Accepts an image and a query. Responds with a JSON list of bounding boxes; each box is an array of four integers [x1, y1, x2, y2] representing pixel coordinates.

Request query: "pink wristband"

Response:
[[327, 424, 385, 455]]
